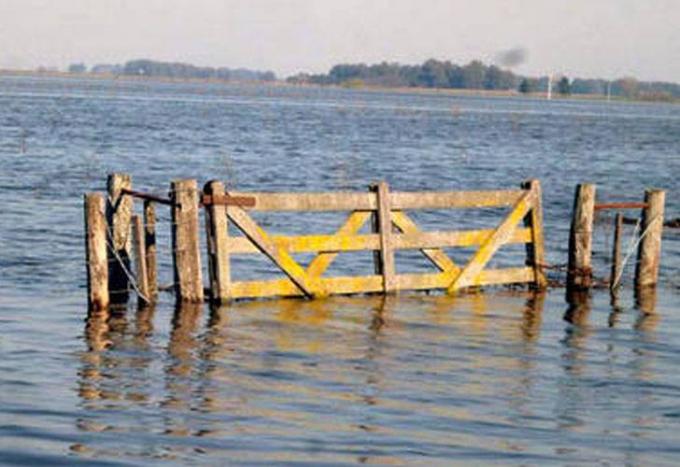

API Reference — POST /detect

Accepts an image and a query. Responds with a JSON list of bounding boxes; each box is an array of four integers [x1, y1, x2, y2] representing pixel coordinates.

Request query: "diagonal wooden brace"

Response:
[[447, 189, 535, 293], [226, 205, 328, 298], [306, 211, 371, 277], [391, 211, 460, 276]]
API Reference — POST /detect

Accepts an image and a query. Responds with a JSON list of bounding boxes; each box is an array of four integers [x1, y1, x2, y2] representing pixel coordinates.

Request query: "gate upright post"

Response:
[[567, 184, 596, 292], [170, 179, 204, 303]]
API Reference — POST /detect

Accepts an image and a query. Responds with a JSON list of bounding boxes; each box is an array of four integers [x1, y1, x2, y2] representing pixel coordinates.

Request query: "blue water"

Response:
[[1, 75, 679, 465]]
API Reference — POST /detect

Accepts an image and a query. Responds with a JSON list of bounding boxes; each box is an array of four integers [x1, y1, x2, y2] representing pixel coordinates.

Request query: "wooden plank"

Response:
[[567, 184, 596, 290], [132, 215, 150, 305], [171, 179, 204, 302], [230, 191, 375, 211], [143, 200, 158, 300], [229, 232, 378, 254], [373, 182, 396, 293], [84, 193, 109, 311], [521, 180, 547, 288], [448, 190, 534, 292], [390, 190, 525, 210], [228, 267, 535, 299], [204, 181, 231, 304], [230, 275, 383, 299], [227, 189, 525, 212], [305, 211, 371, 277], [106, 173, 133, 304], [226, 227, 532, 255], [635, 189, 665, 288], [226, 205, 328, 298], [391, 211, 459, 274]]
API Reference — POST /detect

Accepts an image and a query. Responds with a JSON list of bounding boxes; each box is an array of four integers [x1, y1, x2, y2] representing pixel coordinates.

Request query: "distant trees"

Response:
[[519, 78, 539, 94], [291, 59, 522, 91], [68, 63, 87, 73], [557, 77, 571, 95], [117, 59, 276, 82]]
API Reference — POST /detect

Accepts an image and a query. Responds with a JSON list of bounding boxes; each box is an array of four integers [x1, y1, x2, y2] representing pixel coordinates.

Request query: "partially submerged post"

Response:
[[84, 193, 109, 311], [170, 179, 204, 302], [204, 180, 231, 304], [610, 213, 623, 293], [107, 173, 133, 304], [521, 179, 547, 289], [635, 189, 665, 289], [567, 184, 596, 291], [371, 182, 396, 293], [144, 200, 158, 300], [132, 215, 150, 305]]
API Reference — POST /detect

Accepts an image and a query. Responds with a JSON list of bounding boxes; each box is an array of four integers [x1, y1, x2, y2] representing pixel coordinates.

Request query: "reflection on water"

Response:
[[71, 290, 676, 464]]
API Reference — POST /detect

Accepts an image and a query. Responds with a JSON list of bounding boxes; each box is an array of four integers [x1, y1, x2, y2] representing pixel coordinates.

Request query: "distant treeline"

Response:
[[68, 59, 277, 82], [287, 59, 680, 100]]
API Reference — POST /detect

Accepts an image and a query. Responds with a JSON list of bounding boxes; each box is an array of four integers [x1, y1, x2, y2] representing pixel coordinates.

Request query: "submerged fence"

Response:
[[84, 175, 549, 309]]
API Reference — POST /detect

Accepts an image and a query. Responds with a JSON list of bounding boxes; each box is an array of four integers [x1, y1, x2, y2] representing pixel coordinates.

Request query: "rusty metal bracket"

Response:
[[121, 188, 177, 207], [201, 194, 256, 208], [594, 202, 648, 211]]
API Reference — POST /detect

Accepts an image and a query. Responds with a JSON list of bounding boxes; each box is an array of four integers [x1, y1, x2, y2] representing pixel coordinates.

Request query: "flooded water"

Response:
[[1, 76, 679, 465]]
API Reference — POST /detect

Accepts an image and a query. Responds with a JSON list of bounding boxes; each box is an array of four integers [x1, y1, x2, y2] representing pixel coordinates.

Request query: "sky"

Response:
[[0, 0, 678, 82]]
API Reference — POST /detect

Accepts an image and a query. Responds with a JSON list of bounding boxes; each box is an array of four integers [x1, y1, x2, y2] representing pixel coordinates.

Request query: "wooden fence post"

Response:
[[610, 213, 623, 293], [521, 179, 547, 289], [371, 182, 396, 293], [132, 215, 150, 305], [84, 193, 109, 311], [171, 179, 204, 302], [635, 189, 665, 289], [106, 173, 133, 304], [567, 183, 596, 291], [204, 180, 231, 304], [144, 200, 158, 300]]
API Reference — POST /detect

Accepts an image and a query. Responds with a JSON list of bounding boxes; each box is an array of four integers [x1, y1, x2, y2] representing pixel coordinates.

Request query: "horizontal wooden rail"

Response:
[[227, 227, 533, 254], [229, 268, 535, 300], [227, 190, 525, 212]]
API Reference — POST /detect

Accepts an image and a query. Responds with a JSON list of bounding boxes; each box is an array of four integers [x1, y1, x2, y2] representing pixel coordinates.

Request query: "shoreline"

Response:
[[1, 68, 677, 105]]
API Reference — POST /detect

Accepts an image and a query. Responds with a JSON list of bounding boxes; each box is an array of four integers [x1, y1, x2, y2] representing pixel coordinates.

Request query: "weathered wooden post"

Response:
[[521, 179, 547, 289], [635, 189, 665, 289], [144, 200, 158, 300], [170, 179, 204, 302], [132, 215, 150, 305], [106, 173, 133, 304], [567, 184, 596, 291], [610, 213, 623, 293], [370, 182, 396, 293], [204, 180, 231, 304], [84, 193, 109, 311]]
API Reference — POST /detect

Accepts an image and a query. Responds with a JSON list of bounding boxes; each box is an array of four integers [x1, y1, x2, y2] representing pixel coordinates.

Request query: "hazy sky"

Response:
[[1, 0, 678, 82]]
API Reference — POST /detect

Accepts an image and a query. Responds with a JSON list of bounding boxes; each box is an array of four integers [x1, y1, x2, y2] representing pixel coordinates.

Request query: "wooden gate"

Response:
[[202, 179, 546, 303]]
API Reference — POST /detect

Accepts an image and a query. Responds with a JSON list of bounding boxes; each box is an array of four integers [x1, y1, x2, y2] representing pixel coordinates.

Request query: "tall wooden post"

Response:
[[144, 200, 158, 300], [521, 179, 547, 289], [567, 184, 596, 291], [635, 189, 665, 289], [371, 182, 396, 293], [171, 179, 204, 302], [106, 173, 133, 304], [204, 180, 231, 304], [84, 193, 109, 311], [610, 213, 623, 293], [132, 215, 150, 305]]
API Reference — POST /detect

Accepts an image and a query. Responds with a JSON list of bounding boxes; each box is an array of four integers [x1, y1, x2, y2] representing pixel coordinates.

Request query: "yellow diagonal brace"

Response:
[[226, 206, 328, 298], [306, 211, 371, 277], [447, 190, 535, 293], [391, 211, 460, 275]]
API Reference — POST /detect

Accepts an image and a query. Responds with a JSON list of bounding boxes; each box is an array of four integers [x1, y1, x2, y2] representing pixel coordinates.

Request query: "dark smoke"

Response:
[[495, 47, 528, 68]]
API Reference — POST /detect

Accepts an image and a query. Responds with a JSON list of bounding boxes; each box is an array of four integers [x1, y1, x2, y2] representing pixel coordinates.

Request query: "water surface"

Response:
[[1, 76, 679, 465]]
